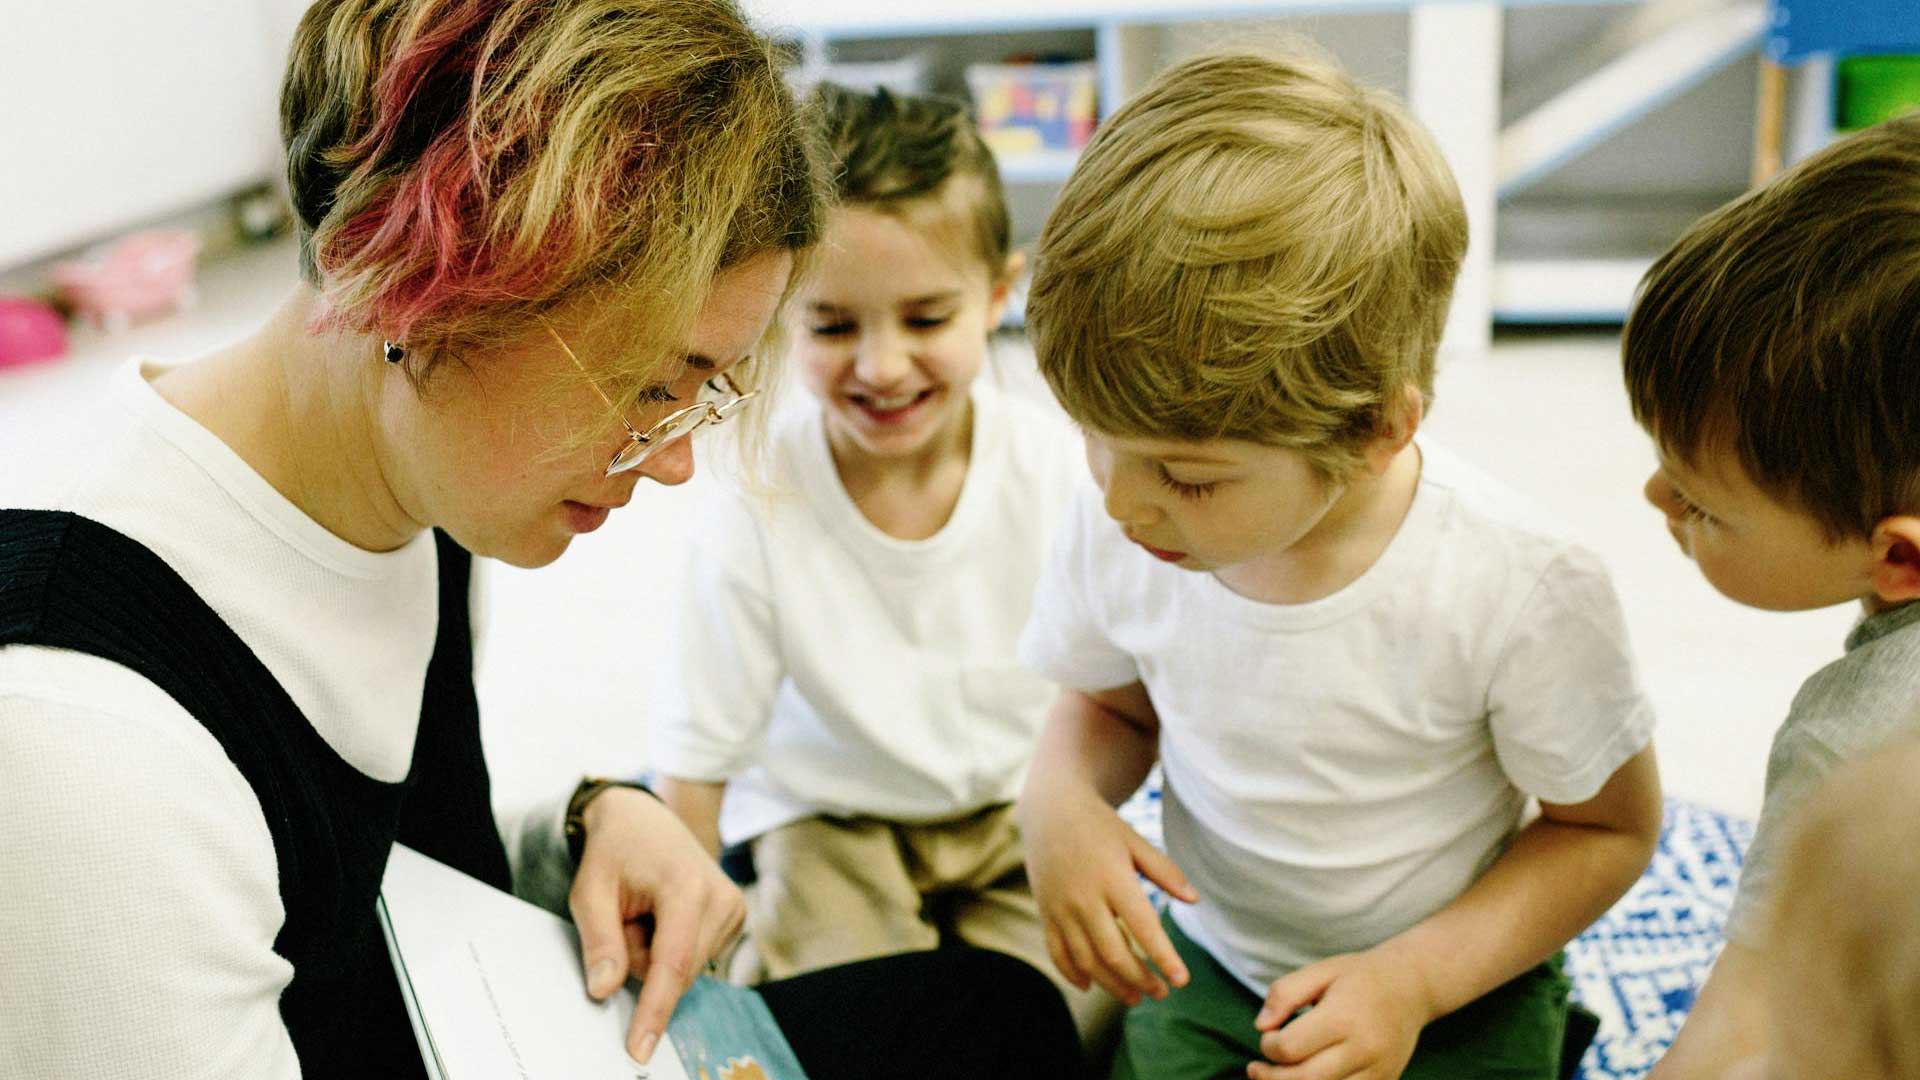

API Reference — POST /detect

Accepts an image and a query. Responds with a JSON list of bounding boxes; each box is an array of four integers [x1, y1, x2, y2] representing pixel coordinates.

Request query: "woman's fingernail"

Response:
[[589, 958, 620, 997], [1254, 1007, 1273, 1027]]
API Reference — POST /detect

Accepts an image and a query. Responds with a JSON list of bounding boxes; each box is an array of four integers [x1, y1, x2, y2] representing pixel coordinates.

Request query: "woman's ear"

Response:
[[986, 249, 1027, 330], [1361, 385, 1425, 477], [1869, 515, 1920, 606]]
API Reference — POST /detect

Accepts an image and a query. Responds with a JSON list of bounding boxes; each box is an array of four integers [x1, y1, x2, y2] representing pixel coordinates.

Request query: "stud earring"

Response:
[[383, 341, 405, 365]]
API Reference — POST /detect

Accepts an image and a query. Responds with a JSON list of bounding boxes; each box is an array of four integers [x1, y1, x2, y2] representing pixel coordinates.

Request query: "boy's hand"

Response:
[[1021, 778, 1199, 1006], [1249, 948, 1438, 1080]]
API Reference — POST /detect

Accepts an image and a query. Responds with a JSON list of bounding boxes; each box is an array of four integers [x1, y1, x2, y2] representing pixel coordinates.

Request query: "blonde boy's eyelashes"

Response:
[[1156, 466, 1220, 500]]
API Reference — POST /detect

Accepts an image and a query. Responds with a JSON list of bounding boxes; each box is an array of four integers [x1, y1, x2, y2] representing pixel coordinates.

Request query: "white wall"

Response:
[[0, 1, 307, 270]]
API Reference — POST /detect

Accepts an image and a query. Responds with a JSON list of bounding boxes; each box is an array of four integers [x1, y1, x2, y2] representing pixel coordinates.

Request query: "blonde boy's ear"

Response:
[[1869, 515, 1920, 606], [986, 249, 1027, 330], [1361, 384, 1425, 477]]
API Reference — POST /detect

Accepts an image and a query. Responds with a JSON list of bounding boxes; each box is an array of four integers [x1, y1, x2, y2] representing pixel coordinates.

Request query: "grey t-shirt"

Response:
[[1725, 600, 1920, 943]]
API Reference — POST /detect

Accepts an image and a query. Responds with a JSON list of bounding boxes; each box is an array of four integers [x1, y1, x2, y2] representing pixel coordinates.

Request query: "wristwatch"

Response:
[[564, 776, 656, 867]]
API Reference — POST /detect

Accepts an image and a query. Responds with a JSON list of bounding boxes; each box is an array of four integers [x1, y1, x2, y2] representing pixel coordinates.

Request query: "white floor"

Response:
[[0, 237, 1857, 823]]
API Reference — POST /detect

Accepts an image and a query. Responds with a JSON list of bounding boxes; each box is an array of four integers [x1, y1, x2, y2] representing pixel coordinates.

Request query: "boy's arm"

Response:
[[656, 776, 727, 859], [1254, 746, 1663, 1078], [1018, 683, 1199, 1005], [1025, 682, 1162, 807], [1645, 941, 1767, 1079]]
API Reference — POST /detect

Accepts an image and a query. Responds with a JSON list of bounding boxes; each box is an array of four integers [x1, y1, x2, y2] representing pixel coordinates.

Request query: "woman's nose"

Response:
[[638, 434, 696, 486]]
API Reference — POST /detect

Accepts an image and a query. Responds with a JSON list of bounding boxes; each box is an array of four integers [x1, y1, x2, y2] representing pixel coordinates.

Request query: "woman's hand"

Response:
[[567, 787, 745, 1063], [1249, 948, 1437, 1080], [1020, 776, 1198, 1007]]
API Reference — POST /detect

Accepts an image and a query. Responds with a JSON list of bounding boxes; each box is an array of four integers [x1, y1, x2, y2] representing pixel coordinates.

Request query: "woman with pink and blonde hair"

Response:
[[0, 2, 1087, 1077]]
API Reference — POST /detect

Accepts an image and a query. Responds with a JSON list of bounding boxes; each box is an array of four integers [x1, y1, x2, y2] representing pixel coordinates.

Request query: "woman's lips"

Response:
[[562, 500, 612, 534]]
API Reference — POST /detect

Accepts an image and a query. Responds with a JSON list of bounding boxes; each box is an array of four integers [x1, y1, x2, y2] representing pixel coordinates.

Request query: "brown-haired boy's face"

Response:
[[1642, 448, 1875, 612]]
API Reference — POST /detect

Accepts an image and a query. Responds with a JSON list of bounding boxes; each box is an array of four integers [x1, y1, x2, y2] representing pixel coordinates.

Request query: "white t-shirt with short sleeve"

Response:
[[651, 380, 1083, 846], [1020, 441, 1655, 992]]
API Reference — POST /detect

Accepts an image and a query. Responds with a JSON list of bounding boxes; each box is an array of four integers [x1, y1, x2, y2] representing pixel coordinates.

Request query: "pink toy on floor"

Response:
[[52, 229, 202, 333], [0, 295, 69, 369]]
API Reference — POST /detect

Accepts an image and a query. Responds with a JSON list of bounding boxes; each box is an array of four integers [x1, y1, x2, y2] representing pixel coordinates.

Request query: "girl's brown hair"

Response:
[[809, 82, 1011, 281]]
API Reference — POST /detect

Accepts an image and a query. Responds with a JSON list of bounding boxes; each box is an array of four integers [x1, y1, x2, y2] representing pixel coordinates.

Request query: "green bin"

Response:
[[1838, 55, 1920, 129]]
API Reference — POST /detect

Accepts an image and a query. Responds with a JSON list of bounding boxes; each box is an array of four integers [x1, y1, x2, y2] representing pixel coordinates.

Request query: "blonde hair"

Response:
[[1623, 115, 1920, 540], [280, 0, 823, 406], [810, 82, 1010, 281], [1769, 738, 1920, 1079], [1027, 44, 1466, 476]]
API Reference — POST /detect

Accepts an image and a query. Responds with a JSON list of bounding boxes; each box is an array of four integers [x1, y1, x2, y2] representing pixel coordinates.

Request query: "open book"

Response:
[[379, 844, 808, 1080]]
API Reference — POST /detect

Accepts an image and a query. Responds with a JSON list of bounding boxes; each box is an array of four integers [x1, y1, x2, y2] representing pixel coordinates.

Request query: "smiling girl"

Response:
[[653, 84, 1112, 1044]]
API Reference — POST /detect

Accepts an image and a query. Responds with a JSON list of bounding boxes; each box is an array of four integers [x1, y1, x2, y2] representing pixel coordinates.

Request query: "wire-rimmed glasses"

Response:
[[541, 319, 760, 477]]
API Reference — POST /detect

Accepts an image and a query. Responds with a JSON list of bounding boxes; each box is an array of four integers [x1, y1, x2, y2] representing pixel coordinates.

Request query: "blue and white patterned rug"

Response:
[[1115, 774, 1753, 1080]]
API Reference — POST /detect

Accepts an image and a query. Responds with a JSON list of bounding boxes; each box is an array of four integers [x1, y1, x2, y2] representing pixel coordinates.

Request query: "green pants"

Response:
[[1111, 912, 1570, 1080]]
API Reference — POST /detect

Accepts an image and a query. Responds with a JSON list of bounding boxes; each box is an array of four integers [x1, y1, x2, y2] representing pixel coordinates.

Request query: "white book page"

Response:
[[380, 844, 692, 1080]]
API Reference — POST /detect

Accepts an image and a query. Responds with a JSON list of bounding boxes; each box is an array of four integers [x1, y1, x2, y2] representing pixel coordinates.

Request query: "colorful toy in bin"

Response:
[[52, 229, 202, 333], [966, 61, 1098, 158], [0, 296, 68, 370]]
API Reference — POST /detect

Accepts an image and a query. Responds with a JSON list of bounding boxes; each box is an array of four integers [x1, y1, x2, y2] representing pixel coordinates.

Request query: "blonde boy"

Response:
[[1017, 46, 1663, 1080], [1625, 117, 1920, 1080], [1723, 739, 1920, 1080]]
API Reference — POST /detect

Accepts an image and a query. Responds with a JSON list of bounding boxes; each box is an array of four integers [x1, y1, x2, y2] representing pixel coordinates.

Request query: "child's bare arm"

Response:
[[1645, 941, 1767, 1080], [656, 776, 727, 859], [1017, 685, 1198, 1006], [1029, 683, 1163, 807], [1252, 745, 1664, 1080]]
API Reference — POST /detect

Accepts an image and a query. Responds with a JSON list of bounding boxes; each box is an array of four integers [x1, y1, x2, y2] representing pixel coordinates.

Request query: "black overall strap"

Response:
[[0, 510, 335, 926], [0, 509, 511, 1075]]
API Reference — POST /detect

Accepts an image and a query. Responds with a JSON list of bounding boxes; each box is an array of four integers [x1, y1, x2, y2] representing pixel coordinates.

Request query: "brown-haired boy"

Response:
[[1624, 115, 1920, 1079], [1016, 44, 1663, 1079]]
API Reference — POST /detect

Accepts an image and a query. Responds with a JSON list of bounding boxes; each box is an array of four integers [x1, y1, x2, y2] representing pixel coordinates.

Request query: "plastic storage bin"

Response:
[[1837, 55, 1920, 129]]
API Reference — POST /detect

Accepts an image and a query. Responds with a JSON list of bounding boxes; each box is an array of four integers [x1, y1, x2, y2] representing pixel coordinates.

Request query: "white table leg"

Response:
[[1409, 2, 1502, 361]]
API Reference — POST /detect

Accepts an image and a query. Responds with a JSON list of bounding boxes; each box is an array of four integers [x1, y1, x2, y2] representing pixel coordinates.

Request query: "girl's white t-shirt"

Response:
[[0, 358, 568, 1078], [1020, 442, 1656, 993], [651, 381, 1084, 846]]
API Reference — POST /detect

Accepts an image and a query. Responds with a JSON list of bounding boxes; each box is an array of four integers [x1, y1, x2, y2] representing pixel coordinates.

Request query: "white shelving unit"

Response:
[[749, 0, 1780, 345]]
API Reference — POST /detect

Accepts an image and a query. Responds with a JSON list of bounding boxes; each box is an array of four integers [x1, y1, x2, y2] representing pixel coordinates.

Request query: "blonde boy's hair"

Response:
[[1027, 45, 1467, 476], [1769, 738, 1920, 1079], [1623, 116, 1920, 540]]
